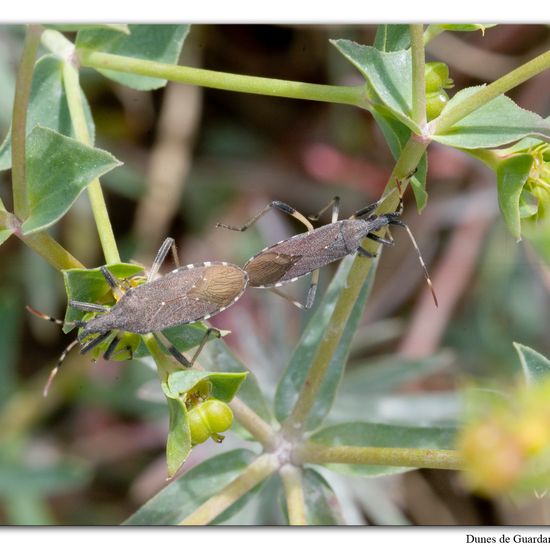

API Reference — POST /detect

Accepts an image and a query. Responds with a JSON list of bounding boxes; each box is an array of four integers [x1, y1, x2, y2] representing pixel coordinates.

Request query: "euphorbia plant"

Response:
[[1, 23, 550, 525]]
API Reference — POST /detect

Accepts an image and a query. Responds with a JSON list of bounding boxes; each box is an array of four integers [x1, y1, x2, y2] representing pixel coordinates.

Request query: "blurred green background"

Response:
[[1, 24, 550, 525]]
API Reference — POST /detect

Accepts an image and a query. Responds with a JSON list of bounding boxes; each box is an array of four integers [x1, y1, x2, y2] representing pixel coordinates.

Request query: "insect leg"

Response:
[[43, 338, 80, 397], [357, 246, 377, 258], [148, 237, 180, 282], [153, 332, 192, 368], [308, 196, 340, 223], [69, 300, 110, 313], [366, 233, 394, 246], [217, 201, 314, 233], [100, 266, 124, 300], [269, 268, 319, 310], [103, 334, 122, 361], [79, 331, 112, 354], [188, 328, 221, 366]]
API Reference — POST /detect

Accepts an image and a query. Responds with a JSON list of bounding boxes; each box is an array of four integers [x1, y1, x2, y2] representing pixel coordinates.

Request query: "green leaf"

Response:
[[496, 154, 533, 239], [302, 468, 345, 525], [514, 343, 550, 385], [62, 263, 144, 329], [124, 449, 259, 525], [331, 39, 416, 131], [274, 254, 376, 431], [339, 352, 454, 397], [76, 25, 190, 91], [433, 86, 550, 149], [45, 24, 130, 34], [374, 25, 410, 52], [22, 126, 121, 235], [371, 110, 428, 211], [199, 339, 272, 423], [310, 421, 456, 477], [165, 395, 191, 478], [435, 24, 496, 33], [0, 55, 95, 171], [167, 370, 248, 402]]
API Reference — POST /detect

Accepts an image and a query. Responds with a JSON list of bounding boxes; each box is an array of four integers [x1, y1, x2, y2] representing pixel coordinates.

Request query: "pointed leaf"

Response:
[[76, 25, 190, 91], [274, 254, 376, 431], [124, 449, 259, 525], [514, 343, 550, 385], [0, 55, 94, 171], [496, 154, 533, 239], [374, 25, 410, 52], [0, 228, 12, 247], [433, 86, 550, 149], [45, 24, 130, 34], [331, 39, 415, 130], [199, 339, 272, 423], [22, 126, 121, 235], [435, 24, 496, 33], [167, 370, 248, 403], [303, 468, 345, 525], [310, 421, 456, 477], [165, 395, 191, 478]]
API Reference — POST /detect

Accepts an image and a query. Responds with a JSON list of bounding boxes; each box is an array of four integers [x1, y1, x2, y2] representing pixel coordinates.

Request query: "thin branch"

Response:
[[410, 24, 427, 128], [280, 464, 307, 525], [229, 397, 279, 452], [11, 24, 42, 219], [431, 48, 550, 135], [179, 453, 279, 525], [62, 59, 120, 264], [294, 442, 463, 471], [283, 137, 428, 436], [78, 49, 367, 108]]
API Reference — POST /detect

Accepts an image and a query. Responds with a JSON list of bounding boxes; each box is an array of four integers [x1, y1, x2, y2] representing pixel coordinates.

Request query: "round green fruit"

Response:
[[188, 399, 234, 445], [426, 89, 449, 121], [425, 62, 451, 93]]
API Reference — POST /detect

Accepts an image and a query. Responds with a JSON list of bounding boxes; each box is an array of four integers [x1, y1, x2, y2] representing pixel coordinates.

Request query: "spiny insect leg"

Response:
[[268, 268, 319, 310], [43, 338, 80, 397], [148, 237, 180, 282], [216, 201, 314, 233], [357, 246, 377, 258], [367, 233, 394, 246], [100, 266, 124, 300], [188, 328, 221, 365], [79, 331, 112, 354], [308, 196, 340, 223], [153, 332, 192, 368], [103, 334, 122, 361]]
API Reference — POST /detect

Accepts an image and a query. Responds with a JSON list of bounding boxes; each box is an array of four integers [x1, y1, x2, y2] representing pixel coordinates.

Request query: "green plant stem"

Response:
[[229, 397, 279, 451], [142, 334, 180, 387], [179, 452, 279, 525], [431, 48, 550, 135], [283, 137, 427, 436], [78, 49, 367, 107], [62, 61, 120, 264], [294, 443, 463, 471], [280, 464, 307, 525], [423, 25, 445, 45], [11, 24, 42, 219], [410, 24, 426, 128]]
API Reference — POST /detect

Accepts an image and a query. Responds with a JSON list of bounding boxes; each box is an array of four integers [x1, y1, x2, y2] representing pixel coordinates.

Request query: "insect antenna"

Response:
[[43, 339, 80, 397], [388, 219, 438, 307]]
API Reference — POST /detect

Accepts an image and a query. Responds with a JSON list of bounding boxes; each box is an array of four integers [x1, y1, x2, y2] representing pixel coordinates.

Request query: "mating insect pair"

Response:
[[30, 180, 436, 394]]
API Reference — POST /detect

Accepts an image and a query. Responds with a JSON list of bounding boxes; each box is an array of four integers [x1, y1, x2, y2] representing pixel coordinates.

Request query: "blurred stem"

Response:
[[78, 49, 368, 108], [294, 443, 463, 471], [423, 25, 445, 45], [229, 397, 279, 451], [280, 464, 307, 525], [179, 453, 279, 525], [410, 24, 426, 128], [62, 60, 120, 264], [283, 137, 427, 436], [11, 24, 42, 219], [431, 48, 550, 135], [142, 334, 180, 388]]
